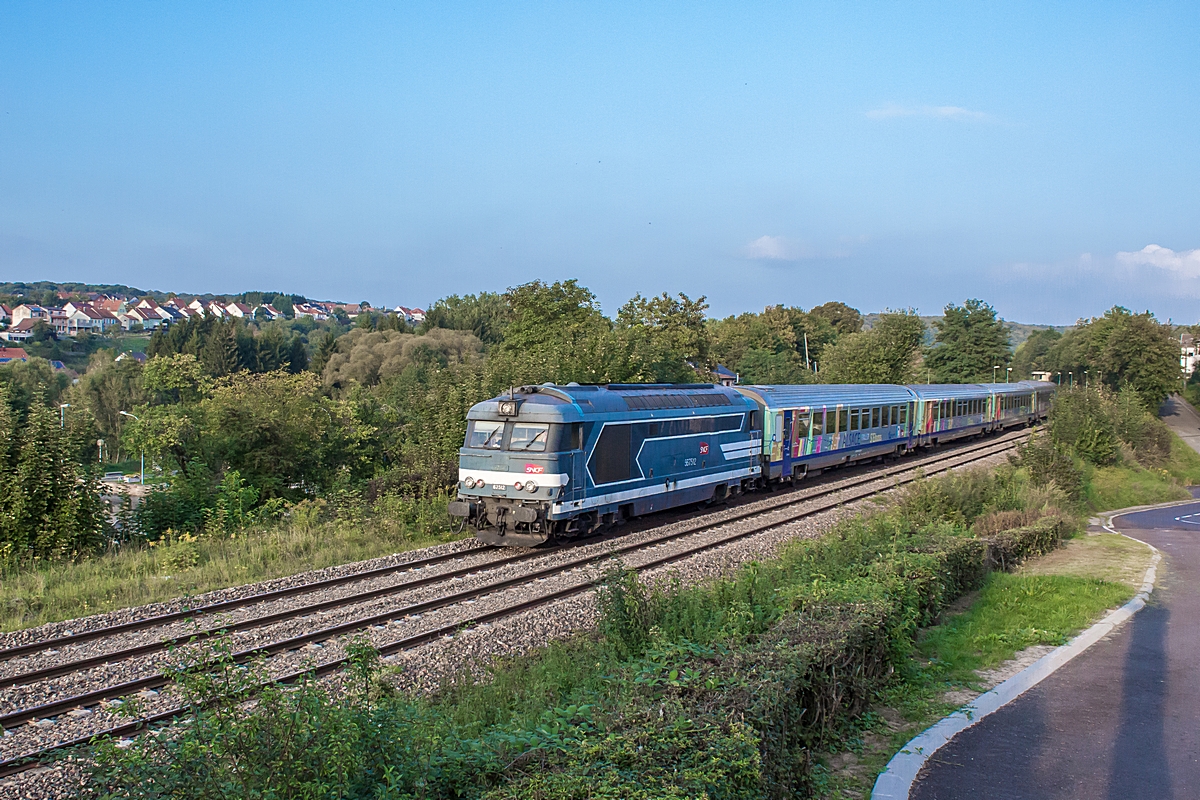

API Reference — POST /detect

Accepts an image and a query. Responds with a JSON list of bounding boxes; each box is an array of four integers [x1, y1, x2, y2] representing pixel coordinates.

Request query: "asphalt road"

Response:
[[1160, 393, 1200, 454], [909, 500, 1200, 800]]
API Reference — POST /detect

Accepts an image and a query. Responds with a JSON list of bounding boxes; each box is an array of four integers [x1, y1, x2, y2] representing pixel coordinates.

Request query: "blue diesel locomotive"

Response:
[[449, 380, 1054, 546]]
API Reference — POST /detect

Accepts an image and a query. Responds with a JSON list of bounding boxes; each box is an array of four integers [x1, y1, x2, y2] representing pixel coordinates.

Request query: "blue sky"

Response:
[[1, 2, 1198, 325]]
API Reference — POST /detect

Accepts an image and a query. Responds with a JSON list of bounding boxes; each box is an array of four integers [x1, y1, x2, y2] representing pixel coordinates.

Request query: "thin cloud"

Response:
[[742, 235, 814, 261], [1116, 244, 1200, 279], [866, 103, 993, 122]]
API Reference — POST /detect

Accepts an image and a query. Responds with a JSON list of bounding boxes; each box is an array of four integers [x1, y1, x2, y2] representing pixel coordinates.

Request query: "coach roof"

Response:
[[735, 384, 917, 410]]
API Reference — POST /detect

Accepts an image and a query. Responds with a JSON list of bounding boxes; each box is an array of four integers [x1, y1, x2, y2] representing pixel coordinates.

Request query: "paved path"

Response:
[[1160, 393, 1200, 454], [909, 501, 1200, 799]]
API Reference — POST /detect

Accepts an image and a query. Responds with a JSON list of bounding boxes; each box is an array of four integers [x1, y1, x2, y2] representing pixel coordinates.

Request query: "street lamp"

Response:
[[993, 365, 999, 382], [1084, 370, 1089, 389], [59, 403, 70, 428], [118, 411, 143, 485], [1068, 371, 1073, 388], [1054, 372, 1061, 386], [1006, 367, 1012, 384]]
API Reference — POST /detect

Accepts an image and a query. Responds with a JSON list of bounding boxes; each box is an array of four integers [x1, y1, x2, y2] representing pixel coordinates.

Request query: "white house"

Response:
[[225, 302, 254, 318], [1183, 334, 1198, 377], [65, 303, 121, 335], [254, 304, 284, 320], [293, 303, 329, 321]]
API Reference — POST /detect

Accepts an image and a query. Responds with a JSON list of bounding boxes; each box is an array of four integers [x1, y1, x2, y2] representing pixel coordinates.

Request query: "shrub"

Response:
[[982, 515, 1071, 571], [1012, 432, 1085, 501]]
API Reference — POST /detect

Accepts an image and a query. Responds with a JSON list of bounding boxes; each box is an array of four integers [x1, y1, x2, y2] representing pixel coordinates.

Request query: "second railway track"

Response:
[[0, 430, 1027, 778]]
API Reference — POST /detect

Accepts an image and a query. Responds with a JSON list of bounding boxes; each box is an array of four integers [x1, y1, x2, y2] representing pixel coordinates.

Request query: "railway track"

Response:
[[0, 429, 1028, 779]]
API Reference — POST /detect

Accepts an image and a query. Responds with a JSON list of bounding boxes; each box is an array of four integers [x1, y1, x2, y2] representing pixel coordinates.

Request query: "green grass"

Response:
[[916, 572, 1133, 685], [1085, 463, 1190, 511], [0, 515, 467, 632], [1164, 435, 1200, 484]]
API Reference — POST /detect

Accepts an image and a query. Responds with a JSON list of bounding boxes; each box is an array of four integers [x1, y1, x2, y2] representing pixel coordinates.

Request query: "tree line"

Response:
[[0, 279, 1185, 566]]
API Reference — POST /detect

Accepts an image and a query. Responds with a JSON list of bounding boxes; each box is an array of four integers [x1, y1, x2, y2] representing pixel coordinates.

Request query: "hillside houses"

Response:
[[0, 291, 428, 340]]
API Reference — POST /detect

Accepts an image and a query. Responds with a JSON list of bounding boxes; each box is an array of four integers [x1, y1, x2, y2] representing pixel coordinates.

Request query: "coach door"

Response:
[[781, 411, 793, 477]]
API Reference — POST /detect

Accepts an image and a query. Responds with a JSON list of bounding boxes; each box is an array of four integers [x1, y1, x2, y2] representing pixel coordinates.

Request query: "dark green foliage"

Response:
[[707, 304, 832, 383], [421, 291, 510, 345], [1036, 307, 1180, 407], [924, 299, 1013, 383], [1048, 388, 1119, 465], [0, 357, 70, 408], [1011, 433, 1086, 500], [1042, 386, 1172, 470], [0, 386, 106, 565], [149, 317, 309, 377], [982, 515, 1070, 571], [820, 310, 925, 384], [1011, 327, 1063, 379]]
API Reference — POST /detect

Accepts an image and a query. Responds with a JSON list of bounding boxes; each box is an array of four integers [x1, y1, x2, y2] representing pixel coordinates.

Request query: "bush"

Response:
[[983, 515, 1071, 571], [1012, 432, 1085, 501]]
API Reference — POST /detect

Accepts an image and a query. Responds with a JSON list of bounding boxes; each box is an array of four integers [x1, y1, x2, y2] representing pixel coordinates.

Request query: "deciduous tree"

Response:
[[924, 299, 1013, 383]]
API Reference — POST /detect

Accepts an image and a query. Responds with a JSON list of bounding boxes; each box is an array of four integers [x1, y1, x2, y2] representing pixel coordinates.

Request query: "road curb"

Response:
[[870, 503, 1168, 800]]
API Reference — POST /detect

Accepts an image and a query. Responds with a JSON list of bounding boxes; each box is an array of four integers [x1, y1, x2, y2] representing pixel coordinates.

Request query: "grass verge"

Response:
[[816, 530, 1149, 798], [1083, 432, 1200, 512], [0, 508, 465, 632]]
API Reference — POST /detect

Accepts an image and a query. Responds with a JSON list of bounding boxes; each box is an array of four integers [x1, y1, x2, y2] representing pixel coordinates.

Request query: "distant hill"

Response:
[[862, 313, 1071, 348], [0, 280, 149, 298]]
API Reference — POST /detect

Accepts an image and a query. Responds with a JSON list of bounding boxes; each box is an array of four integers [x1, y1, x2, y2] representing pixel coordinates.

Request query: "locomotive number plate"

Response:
[[492, 484, 507, 491]]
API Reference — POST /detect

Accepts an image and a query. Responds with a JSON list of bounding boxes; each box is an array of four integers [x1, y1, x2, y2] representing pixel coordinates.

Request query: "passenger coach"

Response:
[[732, 384, 916, 481]]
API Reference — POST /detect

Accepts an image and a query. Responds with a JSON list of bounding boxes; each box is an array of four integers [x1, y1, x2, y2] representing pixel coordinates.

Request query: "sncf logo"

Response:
[[524, 464, 545, 474], [699, 442, 709, 455]]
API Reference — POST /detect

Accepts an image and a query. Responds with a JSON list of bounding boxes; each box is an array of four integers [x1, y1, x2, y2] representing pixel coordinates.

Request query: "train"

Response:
[[448, 380, 1055, 546]]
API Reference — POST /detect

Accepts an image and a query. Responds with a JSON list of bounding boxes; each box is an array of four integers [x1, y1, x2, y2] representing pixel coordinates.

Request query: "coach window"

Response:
[[811, 410, 825, 437], [794, 412, 810, 439], [467, 420, 504, 449], [848, 409, 858, 431], [870, 407, 879, 428]]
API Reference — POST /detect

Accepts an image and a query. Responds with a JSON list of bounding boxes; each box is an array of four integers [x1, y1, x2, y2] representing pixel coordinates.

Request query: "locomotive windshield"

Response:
[[467, 420, 504, 449], [465, 421, 579, 452], [509, 423, 550, 451]]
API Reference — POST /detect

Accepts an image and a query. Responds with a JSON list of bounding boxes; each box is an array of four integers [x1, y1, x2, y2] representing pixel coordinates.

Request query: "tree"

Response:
[[924, 299, 1012, 383], [420, 292, 509, 345], [201, 322, 241, 376], [707, 304, 829, 382], [72, 351, 147, 439], [615, 292, 711, 382], [488, 280, 621, 386], [309, 330, 339, 374], [1084, 307, 1179, 406], [1040, 307, 1179, 405], [807, 301, 863, 336], [1011, 328, 1062, 379], [0, 385, 106, 562], [819, 310, 924, 384]]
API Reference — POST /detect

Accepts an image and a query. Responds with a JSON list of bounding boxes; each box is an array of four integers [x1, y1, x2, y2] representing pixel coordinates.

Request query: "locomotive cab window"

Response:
[[467, 420, 505, 449], [509, 423, 550, 452]]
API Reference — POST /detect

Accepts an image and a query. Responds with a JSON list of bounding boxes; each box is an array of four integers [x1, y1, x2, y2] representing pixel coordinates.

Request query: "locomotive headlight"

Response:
[[463, 477, 476, 489], [524, 480, 538, 492]]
